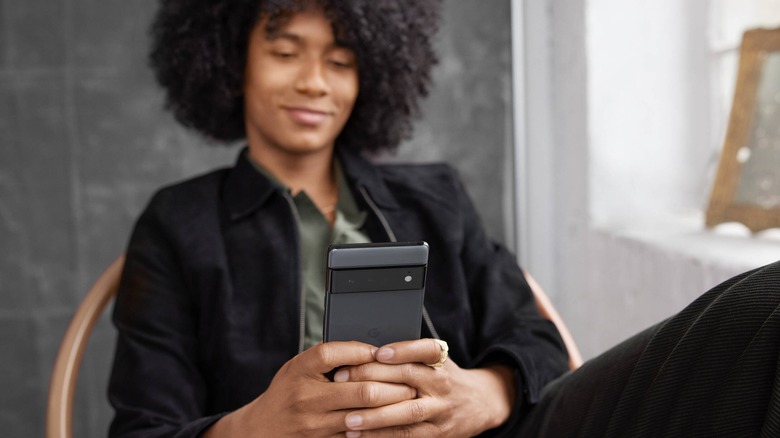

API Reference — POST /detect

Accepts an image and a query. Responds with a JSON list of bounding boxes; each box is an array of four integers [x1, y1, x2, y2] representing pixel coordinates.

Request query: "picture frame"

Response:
[[706, 27, 780, 232]]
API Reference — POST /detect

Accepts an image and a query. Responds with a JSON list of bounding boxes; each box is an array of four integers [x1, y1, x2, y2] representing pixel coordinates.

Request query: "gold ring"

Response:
[[426, 339, 449, 368]]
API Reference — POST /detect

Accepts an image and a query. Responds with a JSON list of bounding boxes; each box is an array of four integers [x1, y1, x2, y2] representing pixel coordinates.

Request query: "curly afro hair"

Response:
[[149, 0, 442, 154]]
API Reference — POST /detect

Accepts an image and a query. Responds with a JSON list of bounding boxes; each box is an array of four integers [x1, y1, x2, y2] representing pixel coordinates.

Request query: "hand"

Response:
[[334, 339, 517, 437], [203, 341, 418, 437]]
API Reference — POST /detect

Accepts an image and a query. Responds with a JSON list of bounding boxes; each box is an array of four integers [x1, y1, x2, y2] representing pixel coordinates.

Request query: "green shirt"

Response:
[[248, 158, 371, 349]]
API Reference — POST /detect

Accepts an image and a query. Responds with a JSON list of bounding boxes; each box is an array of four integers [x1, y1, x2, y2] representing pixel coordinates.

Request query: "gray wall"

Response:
[[0, 1, 513, 436]]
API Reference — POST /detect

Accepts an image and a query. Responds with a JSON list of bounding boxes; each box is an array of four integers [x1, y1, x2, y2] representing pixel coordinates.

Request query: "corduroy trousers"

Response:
[[519, 260, 780, 437]]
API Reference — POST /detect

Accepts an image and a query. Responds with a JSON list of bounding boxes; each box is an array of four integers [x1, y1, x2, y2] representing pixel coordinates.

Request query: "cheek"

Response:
[[244, 87, 269, 120], [245, 58, 286, 98], [336, 74, 359, 109], [245, 77, 281, 115]]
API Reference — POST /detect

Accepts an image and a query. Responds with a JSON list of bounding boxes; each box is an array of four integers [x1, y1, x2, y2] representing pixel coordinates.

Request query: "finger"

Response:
[[329, 381, 418, 410], [336, 362, 444, 391], [375, 338, 445, 366], [301, 341, 378, 375], [287, 411, 353, 437], [266, 384, 411, 436], [271, 383, 414, 436], [344, 398, 441, 431], [347, 422, 444, 438]]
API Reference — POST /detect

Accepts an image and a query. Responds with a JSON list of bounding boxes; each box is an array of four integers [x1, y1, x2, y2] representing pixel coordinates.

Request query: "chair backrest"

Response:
[[46, 255, 125, 438], [46, 256, 581, 438], [525, 272, 584, 370]]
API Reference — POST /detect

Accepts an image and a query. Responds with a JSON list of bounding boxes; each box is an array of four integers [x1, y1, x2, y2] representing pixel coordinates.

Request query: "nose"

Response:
[[294, 59, 329, 96]]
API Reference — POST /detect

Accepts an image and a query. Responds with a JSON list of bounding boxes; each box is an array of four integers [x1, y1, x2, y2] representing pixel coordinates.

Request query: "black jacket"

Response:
[[108, 147, 568, 437]]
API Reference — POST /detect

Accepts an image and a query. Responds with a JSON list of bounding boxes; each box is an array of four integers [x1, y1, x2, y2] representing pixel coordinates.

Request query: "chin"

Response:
[[278, 144, 328, 156], [284, 138, 334, 154]]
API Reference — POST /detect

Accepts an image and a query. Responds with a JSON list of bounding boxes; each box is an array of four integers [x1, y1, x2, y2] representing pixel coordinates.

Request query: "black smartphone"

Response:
[[323, 241, 429, 347]]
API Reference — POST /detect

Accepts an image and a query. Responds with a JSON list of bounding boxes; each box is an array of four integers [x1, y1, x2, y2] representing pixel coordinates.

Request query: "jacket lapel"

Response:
[[223, 148, 282, 222]]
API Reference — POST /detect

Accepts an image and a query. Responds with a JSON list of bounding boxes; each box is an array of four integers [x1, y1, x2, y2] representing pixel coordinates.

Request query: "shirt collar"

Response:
[[223, 146, 401, 222], [247, 152, 366, 226]]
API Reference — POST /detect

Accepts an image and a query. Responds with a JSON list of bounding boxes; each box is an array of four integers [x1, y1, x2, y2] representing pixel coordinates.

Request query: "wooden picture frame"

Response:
[[706, 27, 780, 232]]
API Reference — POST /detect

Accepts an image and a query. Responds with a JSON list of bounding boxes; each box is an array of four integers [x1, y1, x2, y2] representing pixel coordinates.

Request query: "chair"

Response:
[[525, 273, 584, 370], [46, 256, 581, 438], [46, 255, 124, 438]]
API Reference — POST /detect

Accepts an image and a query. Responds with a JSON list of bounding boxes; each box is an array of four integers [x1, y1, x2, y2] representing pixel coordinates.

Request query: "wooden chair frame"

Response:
[[46, 255, 124, 438], [526, 273, 583, 370]]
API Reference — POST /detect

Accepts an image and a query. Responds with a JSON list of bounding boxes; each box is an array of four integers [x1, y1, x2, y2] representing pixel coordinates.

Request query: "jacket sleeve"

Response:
[[450, 173, 569, 435], [108, 191, 224, 438]]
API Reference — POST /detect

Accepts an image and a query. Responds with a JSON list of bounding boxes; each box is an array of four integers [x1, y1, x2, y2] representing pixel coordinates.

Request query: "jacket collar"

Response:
[[223, 148, 282, 221], [224, 146, 400, 221], [337, 147, 400, 211]]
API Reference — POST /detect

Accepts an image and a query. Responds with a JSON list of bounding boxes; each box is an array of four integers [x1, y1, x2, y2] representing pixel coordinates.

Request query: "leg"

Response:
[[519, 260, 780, 437]]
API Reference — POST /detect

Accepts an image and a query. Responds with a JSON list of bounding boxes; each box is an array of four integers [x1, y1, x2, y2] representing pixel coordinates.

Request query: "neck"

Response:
[[249, 145, 335, 194]]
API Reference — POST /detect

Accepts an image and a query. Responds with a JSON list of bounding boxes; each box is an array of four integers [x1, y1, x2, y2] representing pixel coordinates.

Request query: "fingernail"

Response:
[[376, 347, 394, 361], [333, 369, 349, 382], [345, 414, 363, 428], [346, 431, 362, 438]]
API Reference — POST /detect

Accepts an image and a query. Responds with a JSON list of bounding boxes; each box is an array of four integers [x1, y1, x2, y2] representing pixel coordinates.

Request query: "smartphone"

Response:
[[323, 241, 429, 347]]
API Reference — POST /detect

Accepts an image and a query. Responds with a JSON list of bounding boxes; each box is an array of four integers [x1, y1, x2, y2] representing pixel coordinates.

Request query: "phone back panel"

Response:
[[324, 288, 424, 346]]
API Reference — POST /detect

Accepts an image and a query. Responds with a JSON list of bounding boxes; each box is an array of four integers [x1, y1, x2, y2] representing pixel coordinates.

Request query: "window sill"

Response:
[[597, 214, 780, 274]]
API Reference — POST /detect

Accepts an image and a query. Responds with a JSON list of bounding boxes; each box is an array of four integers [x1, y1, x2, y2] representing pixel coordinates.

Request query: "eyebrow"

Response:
[[266, 32, 352, 52], [267, 31, 300, 42]]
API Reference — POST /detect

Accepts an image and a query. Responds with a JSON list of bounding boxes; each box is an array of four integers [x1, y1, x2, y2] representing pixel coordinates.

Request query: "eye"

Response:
[[328, 58, 354, 68], [267, 40, 299, 60], [328, 50, 356, 69], [272, 51, 297, 59]]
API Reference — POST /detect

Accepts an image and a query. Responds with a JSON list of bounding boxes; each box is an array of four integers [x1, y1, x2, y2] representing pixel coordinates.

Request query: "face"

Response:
[[243, 8, 359, 161]]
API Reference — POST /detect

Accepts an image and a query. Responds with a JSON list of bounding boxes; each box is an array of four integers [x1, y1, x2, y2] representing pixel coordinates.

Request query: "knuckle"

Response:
[[359, 382, 379, 405], [400, 364, 419, 381], [439, 422, 456, 437], [314, 343, 335, 366], [288, 387, 303, 403], [401, 363, 421, 381], [407, 400, 427, 423], [297, 415, 315, 433], [316, 344, 330, 362], [398, 425, 416, 438], [288, 387, 309, 408], [438, 371, 453, 393]]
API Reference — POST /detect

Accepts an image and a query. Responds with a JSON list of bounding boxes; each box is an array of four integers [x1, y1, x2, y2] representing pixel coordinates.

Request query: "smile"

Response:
[[284, 107, 331, 126]]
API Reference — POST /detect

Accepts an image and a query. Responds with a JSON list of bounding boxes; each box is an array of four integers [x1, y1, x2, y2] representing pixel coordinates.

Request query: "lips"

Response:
[[284, 107, 331, 126]]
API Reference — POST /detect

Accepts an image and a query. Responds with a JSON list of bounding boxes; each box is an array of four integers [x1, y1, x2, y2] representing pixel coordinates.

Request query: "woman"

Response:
[[108, 1, 569, 436]]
